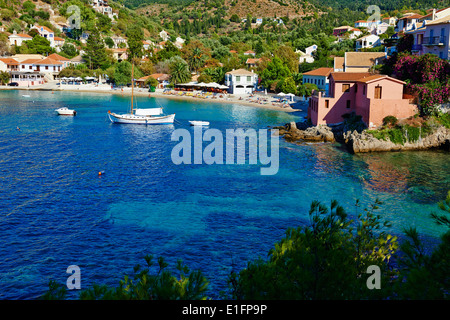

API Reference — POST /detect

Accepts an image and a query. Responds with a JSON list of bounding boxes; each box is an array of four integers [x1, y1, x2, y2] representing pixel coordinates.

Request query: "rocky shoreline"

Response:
[[273, 121, 450, 153]]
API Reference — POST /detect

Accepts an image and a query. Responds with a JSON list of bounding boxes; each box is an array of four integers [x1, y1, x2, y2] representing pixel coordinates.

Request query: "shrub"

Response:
[[382, 115, 398, 127]]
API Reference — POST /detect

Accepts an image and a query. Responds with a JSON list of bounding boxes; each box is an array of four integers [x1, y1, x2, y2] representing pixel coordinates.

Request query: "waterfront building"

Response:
[[308, 73, 417, 128], [302, 67, 333, 95], [225, 69, 258, 95]]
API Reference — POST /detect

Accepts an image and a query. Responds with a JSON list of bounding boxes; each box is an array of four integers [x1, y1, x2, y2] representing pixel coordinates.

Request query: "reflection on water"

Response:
[[356, 151, 450, 204]]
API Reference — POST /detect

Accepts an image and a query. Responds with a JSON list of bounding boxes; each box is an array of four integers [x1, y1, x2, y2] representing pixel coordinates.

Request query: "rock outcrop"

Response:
[[273, 122, 335, 143], [273, 119, 450, 153], [344, 126, 450, 153]]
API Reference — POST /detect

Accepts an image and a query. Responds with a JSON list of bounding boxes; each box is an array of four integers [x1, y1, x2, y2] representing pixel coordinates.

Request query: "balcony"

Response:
[[423, 36, 447, 46], [411, 44, 423, 51]]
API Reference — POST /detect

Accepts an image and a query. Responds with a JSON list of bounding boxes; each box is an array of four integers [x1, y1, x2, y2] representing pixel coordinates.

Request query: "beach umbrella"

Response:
[[277, 92, 286, 96], [196, 82, 207, 87], [286, 93, 295, 101], [219, 85, 229, 89]]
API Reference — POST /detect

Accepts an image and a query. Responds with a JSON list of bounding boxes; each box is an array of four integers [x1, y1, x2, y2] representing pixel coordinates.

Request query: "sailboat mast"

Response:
[[130, 62, 134, 114]]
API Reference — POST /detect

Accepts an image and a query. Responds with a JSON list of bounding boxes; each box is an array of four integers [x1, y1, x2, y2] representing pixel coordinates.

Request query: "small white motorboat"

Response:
[[55, 107, 77, 116], [22, 95, 30, 97], [189, 121, 210, 126]]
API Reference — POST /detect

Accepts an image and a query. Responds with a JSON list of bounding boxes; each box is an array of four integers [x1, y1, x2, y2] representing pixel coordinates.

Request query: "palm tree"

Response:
[[187, 47, 206, 74], [169, 61, 191, 85]]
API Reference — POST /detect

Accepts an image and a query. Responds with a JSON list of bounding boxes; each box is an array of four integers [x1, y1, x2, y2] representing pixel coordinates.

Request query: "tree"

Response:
[[298, 83, 319, 97], [59, 43, 78, 59], [259, 57, 291, 90], [278, 76, 297, 94], [230, 200, 397, 299], [16, 35, 54, 55], [145, 76, 159, 88], [274, 45, 299, 73], [182, 40, 210, 73], [169, 57, 191, 84], [0, 71, 10, 85], [42, 256, 209, 300], [104, 37, 115, 49], [112, 60, 143, 85], [126, 25, 144, 61], [82, 27, 111, 70]]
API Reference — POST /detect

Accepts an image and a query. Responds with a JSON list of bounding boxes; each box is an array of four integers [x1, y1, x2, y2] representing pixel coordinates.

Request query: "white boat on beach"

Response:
[[55, 107, 76, 116], [189, 121, 209, 126], [107, 63, 175, 125]]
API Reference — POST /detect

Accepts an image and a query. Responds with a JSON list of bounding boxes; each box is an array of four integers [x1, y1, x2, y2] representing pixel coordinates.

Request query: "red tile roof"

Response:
[[303, 67, 333, 77], [0, 58, 19, 65]]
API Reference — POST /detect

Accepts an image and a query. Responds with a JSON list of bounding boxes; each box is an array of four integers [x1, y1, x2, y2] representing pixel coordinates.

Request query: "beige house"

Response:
[[334, 52, 387, 73], [110, 48, 128, 61]]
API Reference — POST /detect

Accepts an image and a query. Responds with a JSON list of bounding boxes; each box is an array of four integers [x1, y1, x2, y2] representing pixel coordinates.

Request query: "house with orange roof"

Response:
[[135, 73, 170, 88], [244, 50, 256, 56], [308, 73, 417, 128], [302, 67, 333, 94], [8, 31, 32, 46], [245, 58, 262, 69], [333, 26, 362, 39], [47, 53, 70, 68], [110, 48, 128, 62], [30, 25, 56, 47], [54, 36, 65, 48], [0, 58, 19, 72]]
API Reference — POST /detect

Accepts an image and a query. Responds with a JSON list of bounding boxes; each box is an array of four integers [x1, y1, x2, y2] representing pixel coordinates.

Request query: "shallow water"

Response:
[[0, 90, 448, 299]]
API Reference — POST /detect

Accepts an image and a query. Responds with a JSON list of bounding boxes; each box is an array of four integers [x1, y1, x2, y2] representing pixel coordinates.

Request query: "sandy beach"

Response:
[[1, 82, 305, 113]]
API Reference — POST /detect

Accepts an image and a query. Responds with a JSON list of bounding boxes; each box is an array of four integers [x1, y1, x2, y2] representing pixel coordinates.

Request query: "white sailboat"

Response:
[[107, 63, 175, 125]]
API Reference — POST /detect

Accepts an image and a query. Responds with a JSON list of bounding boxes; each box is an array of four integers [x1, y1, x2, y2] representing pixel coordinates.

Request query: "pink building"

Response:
[[308, 73, 418, 128]]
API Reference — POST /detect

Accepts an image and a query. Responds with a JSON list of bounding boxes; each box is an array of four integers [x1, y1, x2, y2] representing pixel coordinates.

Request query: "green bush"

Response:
[[382, 115, 398, 127]]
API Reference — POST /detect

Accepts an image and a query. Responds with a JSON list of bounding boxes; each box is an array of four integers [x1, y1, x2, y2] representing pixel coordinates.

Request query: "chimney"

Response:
[[432, 9, 436, 21]]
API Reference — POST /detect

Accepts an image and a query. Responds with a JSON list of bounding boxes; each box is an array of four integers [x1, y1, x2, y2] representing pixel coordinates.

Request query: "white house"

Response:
[[159, 30, 169, 41], [355, 20, 369, 28], [305, 44, 318, 56], [382, 17, 398, 26], [355, 34, 381, 50], [370, 22, 391, 35], [0, 58, 19, 73], [30, 25, 55, 47], [225, 68, 258, 95], [111, 36, 127, 48], [8, 31, 32, 46], [244, 50, 256, 56], [297, 50, 314, 63]]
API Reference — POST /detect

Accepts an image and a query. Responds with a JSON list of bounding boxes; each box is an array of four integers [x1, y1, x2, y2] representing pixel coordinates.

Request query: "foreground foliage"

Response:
[[42, 198, 449, 300]]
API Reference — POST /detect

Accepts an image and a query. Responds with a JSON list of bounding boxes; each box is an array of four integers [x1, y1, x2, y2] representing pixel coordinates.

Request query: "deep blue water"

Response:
[[0, 90, 448, 299]]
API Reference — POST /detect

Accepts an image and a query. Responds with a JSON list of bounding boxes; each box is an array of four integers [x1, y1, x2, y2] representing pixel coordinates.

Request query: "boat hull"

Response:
[[108, 112, 175, 124], [56, 108, 76, 116]]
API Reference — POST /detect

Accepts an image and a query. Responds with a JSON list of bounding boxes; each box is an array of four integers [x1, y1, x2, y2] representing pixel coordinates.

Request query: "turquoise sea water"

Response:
[[0, 90, 448, 299]]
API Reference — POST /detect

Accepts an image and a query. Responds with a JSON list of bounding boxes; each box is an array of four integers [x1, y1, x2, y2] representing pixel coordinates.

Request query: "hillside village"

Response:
[[0, 0, 449, 129]]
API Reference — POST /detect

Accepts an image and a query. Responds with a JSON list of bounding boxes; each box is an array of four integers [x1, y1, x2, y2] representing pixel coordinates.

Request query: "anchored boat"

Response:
[[107, 63, 175, 125], [55, 107, 77, 116]]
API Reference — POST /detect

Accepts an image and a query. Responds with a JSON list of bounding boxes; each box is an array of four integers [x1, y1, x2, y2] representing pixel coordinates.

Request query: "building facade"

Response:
[[308, 73, 417, 127], [225, 69, 258, 95]]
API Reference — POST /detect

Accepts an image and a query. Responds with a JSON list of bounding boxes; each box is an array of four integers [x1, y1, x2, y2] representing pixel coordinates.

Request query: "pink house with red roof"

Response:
[[308, 73, 418, 128]]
